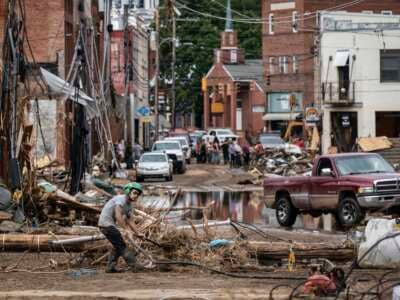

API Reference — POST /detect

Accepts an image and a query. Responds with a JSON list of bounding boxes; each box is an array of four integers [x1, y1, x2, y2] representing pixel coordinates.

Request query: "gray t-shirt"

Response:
[[98, 195, 133, 227]]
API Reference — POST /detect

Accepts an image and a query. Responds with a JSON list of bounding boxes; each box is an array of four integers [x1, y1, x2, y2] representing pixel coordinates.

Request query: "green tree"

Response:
[[159, 0, 261, 127]]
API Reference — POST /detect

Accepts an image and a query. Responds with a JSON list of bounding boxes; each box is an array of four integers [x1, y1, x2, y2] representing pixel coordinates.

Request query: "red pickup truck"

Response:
[[264, 153, 400, 228]]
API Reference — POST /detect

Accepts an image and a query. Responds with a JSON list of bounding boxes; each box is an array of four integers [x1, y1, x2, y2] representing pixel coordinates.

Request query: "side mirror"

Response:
[[393, 163, 399, 171], [168, 159, 173, 164], [321, 168, 334, 177], [135, 160, 139, 165]]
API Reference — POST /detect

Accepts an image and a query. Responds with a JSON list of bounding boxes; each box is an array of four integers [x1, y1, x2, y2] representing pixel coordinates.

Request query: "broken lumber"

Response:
[[50, 190, 101, 214], [247, 241, 355, 261], [0, 234, 105, 252]]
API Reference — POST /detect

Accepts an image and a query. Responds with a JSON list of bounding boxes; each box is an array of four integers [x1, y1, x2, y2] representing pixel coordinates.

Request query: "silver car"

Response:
[[136, 152, 173, 182]]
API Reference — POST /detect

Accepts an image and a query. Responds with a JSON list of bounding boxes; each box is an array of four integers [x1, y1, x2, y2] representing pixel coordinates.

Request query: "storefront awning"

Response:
[[334, 50, 350, 67], [262, 113, 300, 121]]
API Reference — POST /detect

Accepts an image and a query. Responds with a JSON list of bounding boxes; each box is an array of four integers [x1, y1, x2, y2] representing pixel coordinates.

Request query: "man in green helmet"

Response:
[[98, 182, 144, 273]]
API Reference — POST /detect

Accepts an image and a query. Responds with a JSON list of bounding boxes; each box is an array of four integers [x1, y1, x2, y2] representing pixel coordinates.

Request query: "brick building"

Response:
[[262, 0, 400, 134], [203, 0, 266, 138]]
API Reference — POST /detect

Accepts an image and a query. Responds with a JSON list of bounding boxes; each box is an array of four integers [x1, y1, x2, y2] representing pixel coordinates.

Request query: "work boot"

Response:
[[105, 251, 121, 273], [122, 249, 145, 272]]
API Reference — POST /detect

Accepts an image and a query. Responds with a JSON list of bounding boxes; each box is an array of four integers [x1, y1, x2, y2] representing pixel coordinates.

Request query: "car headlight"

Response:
[[358, 186, 374, 194]]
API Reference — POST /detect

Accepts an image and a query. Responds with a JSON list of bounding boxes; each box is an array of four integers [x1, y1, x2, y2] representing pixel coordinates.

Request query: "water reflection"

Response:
[[142, 191, 305, 227]]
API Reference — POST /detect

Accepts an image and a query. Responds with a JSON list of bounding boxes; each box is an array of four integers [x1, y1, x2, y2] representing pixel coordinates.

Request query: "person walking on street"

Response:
[[241, 141, 250, 168], [98, 182, 144, 273], [221, 138, 230, 165], [212, 137, 220, 164], [233, 139, 243, 168]]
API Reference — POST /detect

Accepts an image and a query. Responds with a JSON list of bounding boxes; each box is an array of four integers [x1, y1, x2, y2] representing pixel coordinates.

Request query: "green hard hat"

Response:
[[123, 182, 143, 196]]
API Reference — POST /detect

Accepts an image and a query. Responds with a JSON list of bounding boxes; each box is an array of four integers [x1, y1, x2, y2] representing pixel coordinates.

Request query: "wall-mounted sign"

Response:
[[341, 114, 350, 127], [305, 107, 320, 123], [211, 102, 224, 114]]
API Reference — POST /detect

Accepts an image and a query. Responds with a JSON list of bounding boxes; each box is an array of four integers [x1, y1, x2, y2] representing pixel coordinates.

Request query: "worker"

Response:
[[98, 182, 144, 273]]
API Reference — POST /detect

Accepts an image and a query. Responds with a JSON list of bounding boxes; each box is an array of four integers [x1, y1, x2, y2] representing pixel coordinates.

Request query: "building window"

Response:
[[381, 50, 400, 82], [269, 13, 274, 35], [362, 10, 373, 14], [231, 49, 238, 63], [283, 56, 288, 74], [292, 56, 298, 73], [278, 57, 284, 73], [382, 10, 393, 15], [269, 57, 275, 74], [292, 11, 298, 33]]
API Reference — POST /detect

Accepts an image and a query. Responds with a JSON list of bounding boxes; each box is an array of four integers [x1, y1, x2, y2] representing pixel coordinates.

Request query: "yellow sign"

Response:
[[142, 116, 152, 123], [201, 78, 207, 92], [211, 102, 224, 114]]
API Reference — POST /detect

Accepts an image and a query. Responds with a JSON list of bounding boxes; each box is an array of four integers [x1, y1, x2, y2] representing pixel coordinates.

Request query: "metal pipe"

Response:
[[49, 234, 105, 246]]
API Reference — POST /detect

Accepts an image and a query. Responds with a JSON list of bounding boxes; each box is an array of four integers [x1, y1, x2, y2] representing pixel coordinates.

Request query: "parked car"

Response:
[[264, 153, 400, 228], [151, 141, 186, 174], [136, 152, 173, 182], [259, 133, 285, 150], [164, 137, 192, 164], [202, 128, 239, 143], [168, 130, 192, 144]]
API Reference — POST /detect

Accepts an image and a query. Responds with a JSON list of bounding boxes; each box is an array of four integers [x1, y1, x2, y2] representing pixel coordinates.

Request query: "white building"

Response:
[[319, 12, 400, 153]]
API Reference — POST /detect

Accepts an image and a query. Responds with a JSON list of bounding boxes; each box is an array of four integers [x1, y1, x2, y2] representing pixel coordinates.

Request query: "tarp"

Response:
[[334, 50, 350, 67], [40, 68, 99, 119], [357, 136, 392, 152]]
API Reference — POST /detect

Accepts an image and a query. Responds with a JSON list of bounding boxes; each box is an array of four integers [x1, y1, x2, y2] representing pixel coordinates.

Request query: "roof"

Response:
[[224, 60, 263, 81], [224, 60, 264, 90]]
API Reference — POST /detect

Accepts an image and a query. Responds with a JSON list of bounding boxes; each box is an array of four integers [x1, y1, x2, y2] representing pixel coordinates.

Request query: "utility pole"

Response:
[[154, 8, 160, 141], [171, 0, 176, 130]]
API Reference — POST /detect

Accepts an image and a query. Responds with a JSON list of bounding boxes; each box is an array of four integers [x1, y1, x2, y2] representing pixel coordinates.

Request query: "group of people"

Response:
[[195, 137, 253, 168]]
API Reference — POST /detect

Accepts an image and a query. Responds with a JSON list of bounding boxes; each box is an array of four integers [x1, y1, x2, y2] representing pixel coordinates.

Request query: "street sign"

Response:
[[142, 116, 152, 123], [137, 106, 150, 117]]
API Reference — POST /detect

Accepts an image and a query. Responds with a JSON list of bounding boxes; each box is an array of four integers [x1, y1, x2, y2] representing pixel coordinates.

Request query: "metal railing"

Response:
[[321, 81, 355, 104]]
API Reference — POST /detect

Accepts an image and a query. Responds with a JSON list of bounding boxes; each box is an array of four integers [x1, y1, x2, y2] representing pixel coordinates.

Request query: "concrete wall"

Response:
[[320, 12, 400, 152]]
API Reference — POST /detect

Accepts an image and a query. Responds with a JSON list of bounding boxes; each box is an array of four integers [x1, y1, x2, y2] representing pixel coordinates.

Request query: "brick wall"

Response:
[[262, 0, 400, 108], [0, 0, 65, 64]]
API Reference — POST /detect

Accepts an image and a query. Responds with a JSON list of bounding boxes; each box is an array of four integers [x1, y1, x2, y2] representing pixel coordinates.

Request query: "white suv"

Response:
[[151, 141, 186, 174], [164, 137, 192, 164]]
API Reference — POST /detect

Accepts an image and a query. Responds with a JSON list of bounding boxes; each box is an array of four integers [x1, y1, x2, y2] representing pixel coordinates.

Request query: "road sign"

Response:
[[142, 116, 152, 123], [137, 106, 150, 117]]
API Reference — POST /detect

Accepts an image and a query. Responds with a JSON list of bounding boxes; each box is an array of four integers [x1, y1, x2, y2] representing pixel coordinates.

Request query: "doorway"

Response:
[[331, 111, 358, 152]]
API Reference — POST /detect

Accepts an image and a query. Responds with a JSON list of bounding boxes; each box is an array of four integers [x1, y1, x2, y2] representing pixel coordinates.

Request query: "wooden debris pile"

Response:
[[250, 147, 313, 177]]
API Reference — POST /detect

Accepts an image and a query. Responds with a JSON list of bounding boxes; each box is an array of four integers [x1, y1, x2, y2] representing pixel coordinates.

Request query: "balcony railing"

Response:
[[321, 81, 355, 104]]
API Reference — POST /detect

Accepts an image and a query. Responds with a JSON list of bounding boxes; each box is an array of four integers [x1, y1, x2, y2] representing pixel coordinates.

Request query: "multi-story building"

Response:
[[111, 2, 155, 149], [319, 12, 400, 155], [262, 0, 400, 134]]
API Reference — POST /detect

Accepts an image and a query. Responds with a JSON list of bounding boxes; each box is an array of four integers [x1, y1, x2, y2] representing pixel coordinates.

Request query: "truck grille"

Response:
[[168, 154, 177, 161], [375, 178, 400, 192]]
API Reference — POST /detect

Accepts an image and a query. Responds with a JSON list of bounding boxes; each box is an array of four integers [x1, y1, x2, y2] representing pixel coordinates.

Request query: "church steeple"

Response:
[[214, 0, 245, 64], [225, 0, 233, 32]]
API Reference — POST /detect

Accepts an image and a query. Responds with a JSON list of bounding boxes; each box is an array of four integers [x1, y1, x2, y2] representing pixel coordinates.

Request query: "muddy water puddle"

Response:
[[141, 191, 332, 230]]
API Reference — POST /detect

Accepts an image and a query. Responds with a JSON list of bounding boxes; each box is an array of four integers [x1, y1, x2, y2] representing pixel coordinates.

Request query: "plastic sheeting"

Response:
[[40, 68, 99, 119], [358, 218, 400, 268]]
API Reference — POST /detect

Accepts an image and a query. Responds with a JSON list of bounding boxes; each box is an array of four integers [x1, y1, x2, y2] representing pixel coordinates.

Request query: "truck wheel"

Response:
[[337, 197, 363, 228], [276, 196, 297, 227]]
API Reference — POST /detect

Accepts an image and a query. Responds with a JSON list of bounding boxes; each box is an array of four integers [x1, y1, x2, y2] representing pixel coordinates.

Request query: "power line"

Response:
[[176, 0, 368, 25]]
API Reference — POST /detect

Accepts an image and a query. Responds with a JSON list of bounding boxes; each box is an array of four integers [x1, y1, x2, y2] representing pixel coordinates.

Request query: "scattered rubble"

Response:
[[249, 147, 313, 178]]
